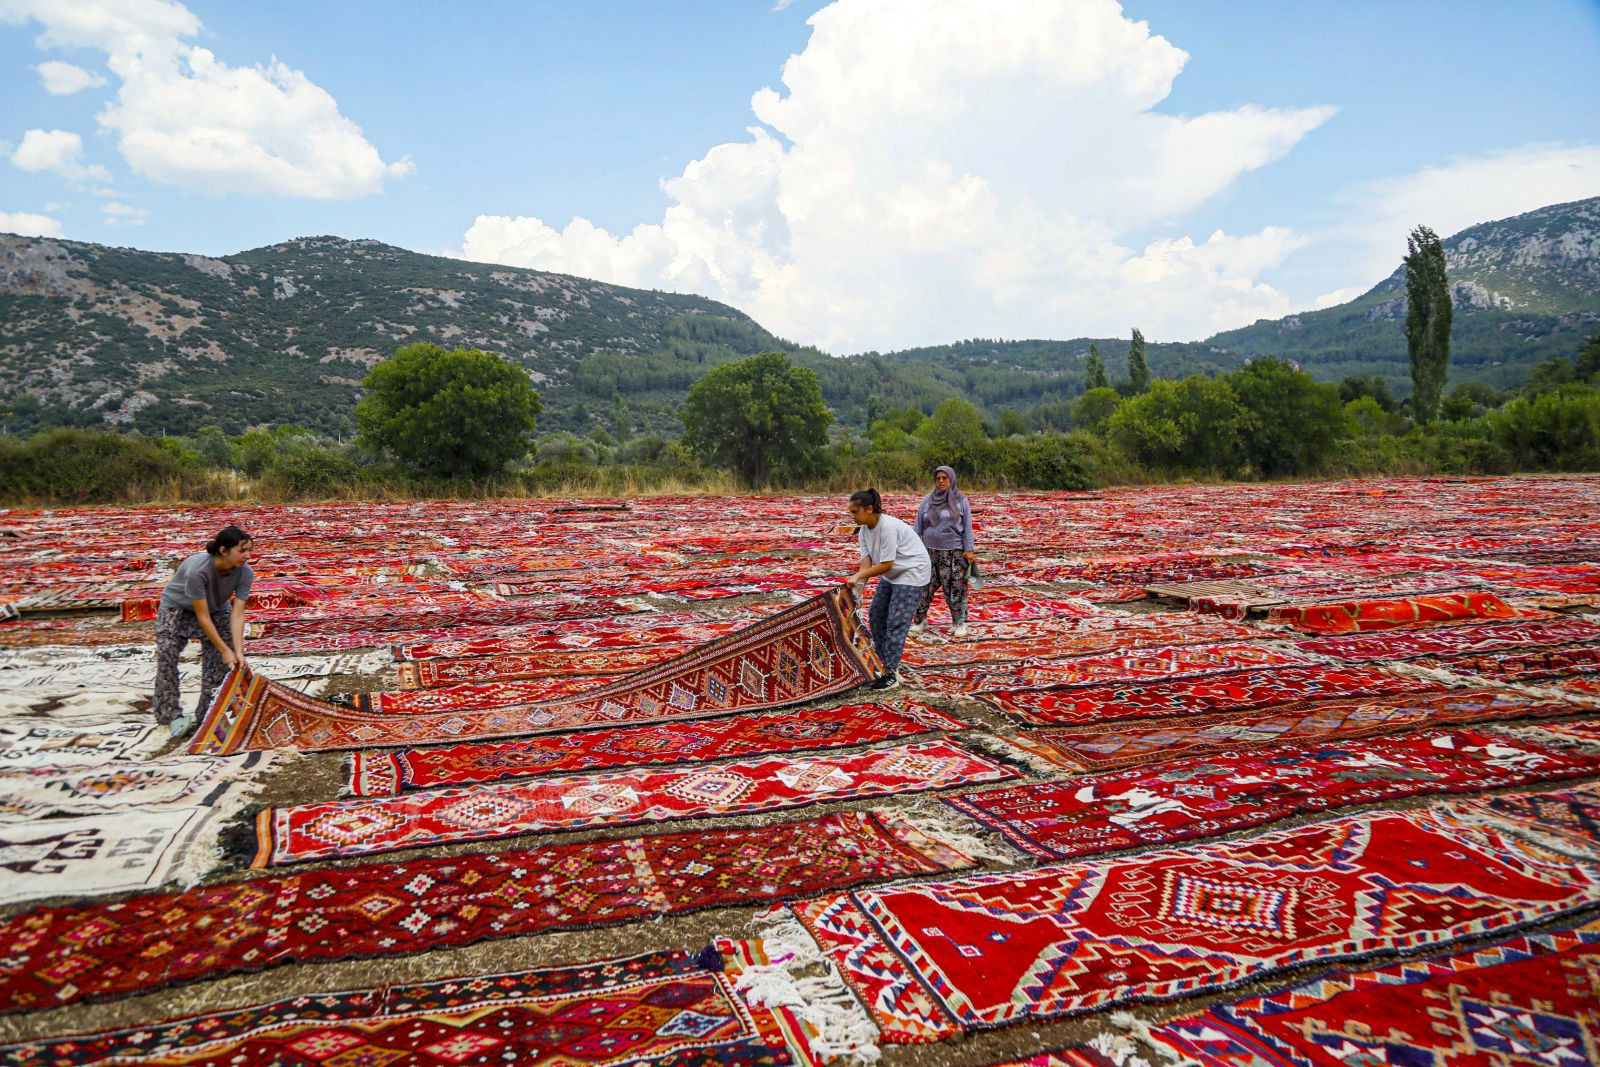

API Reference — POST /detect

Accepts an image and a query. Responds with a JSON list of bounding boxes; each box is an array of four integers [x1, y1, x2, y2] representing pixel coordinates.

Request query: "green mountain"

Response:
[[3, 196, 1596, 437], [1209, 196, 1600, 391]]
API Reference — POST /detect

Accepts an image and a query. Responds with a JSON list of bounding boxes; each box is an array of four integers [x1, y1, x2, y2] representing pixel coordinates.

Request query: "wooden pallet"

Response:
[[1142, 579, 1289, 615], [12, 589, 122, 615]]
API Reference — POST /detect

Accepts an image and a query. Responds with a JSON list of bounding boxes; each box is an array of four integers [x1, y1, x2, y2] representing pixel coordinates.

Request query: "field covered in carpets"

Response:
[[2, 477, 1600, 1067]]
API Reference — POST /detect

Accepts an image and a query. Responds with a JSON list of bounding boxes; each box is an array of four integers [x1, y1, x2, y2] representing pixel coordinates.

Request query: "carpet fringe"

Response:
[[173, 751, 285, 886], [1440, 803, 1600, 864], [886, 801, 1022, 865], [741, 908, 881, 1064], [1107, 1010, 1195, 1066], [965, 731, 1066, 777]]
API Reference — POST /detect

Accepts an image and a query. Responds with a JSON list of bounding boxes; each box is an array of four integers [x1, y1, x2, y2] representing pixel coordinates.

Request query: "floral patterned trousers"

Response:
[[914, 549, 970, 627]]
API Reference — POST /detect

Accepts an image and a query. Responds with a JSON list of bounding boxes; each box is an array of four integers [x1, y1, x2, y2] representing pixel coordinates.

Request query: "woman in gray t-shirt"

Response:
[[153, 525, 254, 739]]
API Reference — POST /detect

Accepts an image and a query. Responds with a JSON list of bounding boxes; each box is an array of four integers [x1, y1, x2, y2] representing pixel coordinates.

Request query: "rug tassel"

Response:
[[966, 732, 1066, 777], [885, 801, 1022, 865], [741, 909, 881, 1064], [173, 752, 286, 886], [1108, 1011, 1196, 1066]]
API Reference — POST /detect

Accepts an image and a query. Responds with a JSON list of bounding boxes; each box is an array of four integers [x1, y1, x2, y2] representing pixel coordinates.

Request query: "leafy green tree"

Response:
[[1072, 387, 1122, 435], [192, 425, 234, 468], [681, 351, 832, 486], [1405, 225, 1452, 424], [995, 409, 1028, 437], [868, 407, 927, 452], [1344, 397, 1407, 437], [1084, 343, 1109, 390], [1109, 376, 1250, 474], [917, 397, 990, 476], [1493, 386, 1600, 470], [1578, 333, 1600, 381], [356, 343, 542, 479], [990, 432, 1098, 489], [1225, 359, 1348, 477], [1339, 374, 1398, 412], [232, 428, 280, 476], [1127, 328, 1150, 393]]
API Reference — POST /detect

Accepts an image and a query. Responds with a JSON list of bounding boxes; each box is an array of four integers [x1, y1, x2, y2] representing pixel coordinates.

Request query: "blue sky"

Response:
[[2, 0, 1597, 351]]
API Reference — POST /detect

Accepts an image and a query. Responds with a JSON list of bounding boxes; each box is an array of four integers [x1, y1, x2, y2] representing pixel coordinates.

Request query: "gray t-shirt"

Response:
[[159, 551, 255, 615], [858, 514, 932, 586]]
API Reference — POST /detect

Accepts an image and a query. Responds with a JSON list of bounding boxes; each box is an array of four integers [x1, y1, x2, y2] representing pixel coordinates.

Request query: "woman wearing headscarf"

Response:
[[911, 465, 976, 637]]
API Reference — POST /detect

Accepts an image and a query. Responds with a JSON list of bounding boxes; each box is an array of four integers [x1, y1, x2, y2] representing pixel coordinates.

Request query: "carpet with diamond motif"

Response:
[[977, 664, 1440, 726], [0, 945, 819, 1067], [1145, 923, 1600, 1067], [351, 700, 966, 795], [945, 729, 1600, 859], [191, 585, 882, 755], [1001, 689, 1595, 772], [790, 807, 1600, 1041], [0, 810, 967, 1015], [255, 738, 1013, 866]]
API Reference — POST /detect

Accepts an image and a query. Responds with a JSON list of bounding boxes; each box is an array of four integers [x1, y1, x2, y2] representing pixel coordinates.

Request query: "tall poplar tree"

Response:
[[1405, 225, 1452, 424], [1127, 328, 1150, 393], [1085, 342, 1109, 390]]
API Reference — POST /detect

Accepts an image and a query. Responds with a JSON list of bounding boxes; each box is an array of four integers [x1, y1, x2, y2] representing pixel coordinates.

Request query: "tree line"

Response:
[[4, 222, 1599, 503]]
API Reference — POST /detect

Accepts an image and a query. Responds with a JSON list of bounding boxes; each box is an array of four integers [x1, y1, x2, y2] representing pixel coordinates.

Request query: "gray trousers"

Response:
[[868, 579, 926, 677], [152, 604, 233, 724]]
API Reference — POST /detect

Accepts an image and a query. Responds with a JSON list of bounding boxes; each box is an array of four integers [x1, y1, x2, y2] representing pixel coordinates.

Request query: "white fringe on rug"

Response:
[[170, 750, 288, 886], [1107, 1010, 1198, 1066], [887, 799, 1024, 865], [739, 908, 881, 1064], [966, 731, 1069, 778]]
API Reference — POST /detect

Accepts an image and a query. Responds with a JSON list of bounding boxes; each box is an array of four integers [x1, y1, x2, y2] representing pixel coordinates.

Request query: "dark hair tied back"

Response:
[[206, 525, 252, 555], [849, 488, 883, 514]]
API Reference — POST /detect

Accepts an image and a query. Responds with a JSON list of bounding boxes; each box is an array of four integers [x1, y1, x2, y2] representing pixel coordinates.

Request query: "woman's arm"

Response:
[[849, 554, 894, 586], [193, 598, 239, 668], [230, 606, 249, 670], [962, 500, 975, 559]]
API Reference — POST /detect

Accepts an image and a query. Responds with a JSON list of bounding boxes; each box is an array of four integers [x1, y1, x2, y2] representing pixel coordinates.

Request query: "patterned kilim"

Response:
[[910, 643, 1315, 694], [351, 673, 630, 713], [1, 807, 230, 907], [191, 585, 882, 754], [978, 664, 1440, 726], [397, 644, 690, 686], [258, 738, 1014, 866], [0, 720, 166, 768], [391, 612, 760, 660], [792, 808, 1600, 1041], [0, 946, 820, 1067], [901, 620, 1260, 668], [1295, 615, 1600, 661], [1449, 780, 1600, 856], [1414, 644, 1600, 682], [351, 700, 966, 795], [1145, 925, 1600, 1067], [0, 753, 274, 820], [1004, 689, 1595, 772], [1525, 718, 1600, 747], [0, 811, 968, 1014], [1265, 590, 1519, 634], [944, 730, 1600, 859]]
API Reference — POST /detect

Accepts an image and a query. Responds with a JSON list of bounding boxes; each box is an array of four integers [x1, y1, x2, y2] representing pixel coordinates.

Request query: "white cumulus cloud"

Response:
[[0, 0, 412, 199], [459, 0, 1333, 350], [0, 210, 63, 237], [1313, 143, 1600, 292], [35, 59, 107, 95], [9, 128, 111, 182], [102, 200, 150, 225]]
